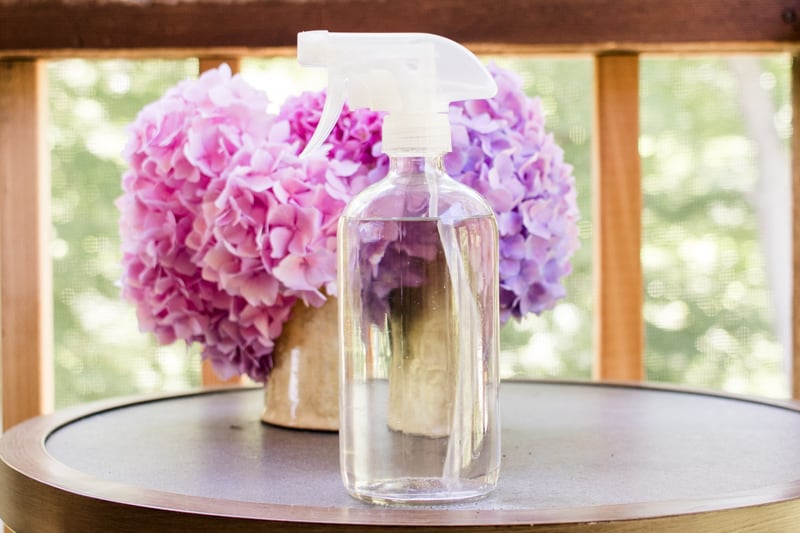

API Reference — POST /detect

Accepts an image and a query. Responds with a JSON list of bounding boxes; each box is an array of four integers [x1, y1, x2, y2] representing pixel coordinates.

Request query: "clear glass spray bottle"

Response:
[[298, 30, 501, 504]]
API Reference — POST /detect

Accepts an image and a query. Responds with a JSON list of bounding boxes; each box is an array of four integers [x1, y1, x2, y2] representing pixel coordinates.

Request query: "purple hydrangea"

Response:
[[445, 64, 580, 322], [118, 63, 578, 382]]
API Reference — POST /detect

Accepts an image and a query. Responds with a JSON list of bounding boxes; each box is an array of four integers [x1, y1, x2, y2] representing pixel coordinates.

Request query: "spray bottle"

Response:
[[298, 30, 500, 504]]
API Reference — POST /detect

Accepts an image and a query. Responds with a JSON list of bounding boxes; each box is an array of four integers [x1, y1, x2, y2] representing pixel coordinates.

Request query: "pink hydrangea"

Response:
[[118, 66, 292, 381], [277, 91, 389, 200], [119, 65, 388, 382]]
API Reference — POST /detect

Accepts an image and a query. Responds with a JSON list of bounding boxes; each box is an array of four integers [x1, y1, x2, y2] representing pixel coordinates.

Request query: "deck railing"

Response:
[[2, 0, 799, 431]]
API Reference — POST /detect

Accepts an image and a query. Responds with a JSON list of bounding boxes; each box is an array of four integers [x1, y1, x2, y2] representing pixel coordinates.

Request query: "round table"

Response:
[[2, 381, 800, 532]]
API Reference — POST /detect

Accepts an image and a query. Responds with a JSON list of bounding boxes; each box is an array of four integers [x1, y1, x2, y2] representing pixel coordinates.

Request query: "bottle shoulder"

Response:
[[342, 174, 496, 221]]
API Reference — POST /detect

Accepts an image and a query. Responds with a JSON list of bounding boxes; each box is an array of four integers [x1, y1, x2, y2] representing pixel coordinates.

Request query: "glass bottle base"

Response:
[[348, 477, 496, 505]]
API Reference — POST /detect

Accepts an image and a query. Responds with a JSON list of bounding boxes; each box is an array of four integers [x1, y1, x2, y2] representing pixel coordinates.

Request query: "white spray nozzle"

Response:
[[297, 30, 496, 158]]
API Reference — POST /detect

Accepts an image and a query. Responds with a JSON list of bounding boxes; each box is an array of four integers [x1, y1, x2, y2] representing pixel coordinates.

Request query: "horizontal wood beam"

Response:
[[1, 0, 799, 58]]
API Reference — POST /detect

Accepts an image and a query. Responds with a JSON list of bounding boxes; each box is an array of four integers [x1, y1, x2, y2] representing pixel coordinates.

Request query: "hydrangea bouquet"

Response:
[[118, 63, 579, 383]]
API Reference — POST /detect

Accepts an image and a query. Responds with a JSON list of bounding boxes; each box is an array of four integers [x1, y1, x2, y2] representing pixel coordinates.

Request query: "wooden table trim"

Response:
[[2, 381, 800, 532]]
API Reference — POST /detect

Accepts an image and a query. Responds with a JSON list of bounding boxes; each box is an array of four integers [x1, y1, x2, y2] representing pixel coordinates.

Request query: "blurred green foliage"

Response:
[[49, 59, 202, 407], [640, 57, 789, 396], [46, 55, 790, 408]]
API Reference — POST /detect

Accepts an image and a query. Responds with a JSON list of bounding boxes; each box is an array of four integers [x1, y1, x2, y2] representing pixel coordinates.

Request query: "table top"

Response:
[[2, 380, 800, 532]]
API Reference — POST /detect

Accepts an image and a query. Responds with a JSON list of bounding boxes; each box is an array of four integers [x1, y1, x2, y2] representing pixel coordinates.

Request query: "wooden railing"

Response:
[[2, 0, 799, 432]]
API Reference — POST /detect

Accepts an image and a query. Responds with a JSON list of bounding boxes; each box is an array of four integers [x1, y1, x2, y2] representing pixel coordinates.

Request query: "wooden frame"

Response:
[[0, 60, 54, 431], [592, 53, 643, 381], [1, 0, 799, 56], [0, 0, 798, 432]]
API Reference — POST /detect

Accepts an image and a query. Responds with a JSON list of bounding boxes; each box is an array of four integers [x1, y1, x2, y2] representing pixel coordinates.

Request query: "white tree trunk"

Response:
[[727, 56, 791, 371]]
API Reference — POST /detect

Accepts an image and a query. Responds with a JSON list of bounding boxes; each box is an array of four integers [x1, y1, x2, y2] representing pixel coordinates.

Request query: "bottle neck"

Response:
[[389, 155, 445, 177]]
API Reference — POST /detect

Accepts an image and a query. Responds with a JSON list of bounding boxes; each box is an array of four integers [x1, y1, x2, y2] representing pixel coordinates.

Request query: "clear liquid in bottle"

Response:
[[338, 210, 500, 504]]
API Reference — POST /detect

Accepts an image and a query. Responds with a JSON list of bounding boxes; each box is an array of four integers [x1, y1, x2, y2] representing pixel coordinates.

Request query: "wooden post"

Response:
[[792, 55, 800, 401], [592, 53, 644, 381], [0, 60, 54, 430], [198, 57, 245, 387]]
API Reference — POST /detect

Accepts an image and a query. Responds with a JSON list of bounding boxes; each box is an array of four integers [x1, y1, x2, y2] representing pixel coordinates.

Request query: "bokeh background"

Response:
[[47, 55, 790, 407]]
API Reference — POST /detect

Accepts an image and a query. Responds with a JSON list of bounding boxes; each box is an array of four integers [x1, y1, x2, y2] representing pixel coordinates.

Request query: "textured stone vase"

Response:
[[261, 298, 339, 431]]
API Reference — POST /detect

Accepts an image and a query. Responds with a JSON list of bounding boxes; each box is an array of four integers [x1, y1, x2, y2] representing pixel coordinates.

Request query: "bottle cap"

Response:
[[297, 30, 497, 157]]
